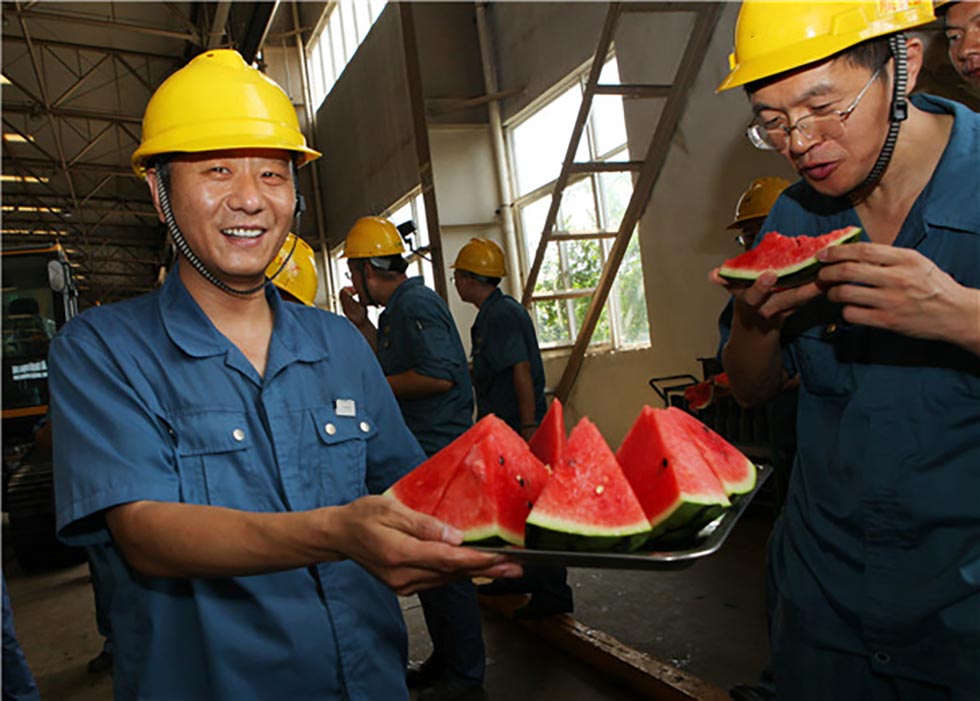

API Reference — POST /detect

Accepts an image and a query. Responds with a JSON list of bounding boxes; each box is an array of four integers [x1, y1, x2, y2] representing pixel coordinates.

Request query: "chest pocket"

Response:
[[171, 411, 278, 510], [299, 406, 377, 506]]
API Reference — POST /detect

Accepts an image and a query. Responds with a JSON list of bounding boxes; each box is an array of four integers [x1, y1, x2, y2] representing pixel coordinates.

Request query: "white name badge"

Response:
[[335, 398, 356, 417]]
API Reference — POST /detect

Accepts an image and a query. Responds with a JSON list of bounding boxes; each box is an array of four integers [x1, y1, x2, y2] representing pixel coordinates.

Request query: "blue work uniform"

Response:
[[2, 573, 41, 701], [376, 276, 473, 455], [470, 288, 546, 430], [374, 276, 485, 688], [761, 95, 980, 699], [49, 269, 425, 701]]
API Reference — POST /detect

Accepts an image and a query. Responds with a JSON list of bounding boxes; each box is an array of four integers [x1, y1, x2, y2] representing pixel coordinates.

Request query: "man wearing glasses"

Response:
[[713, 2, 980, 699]]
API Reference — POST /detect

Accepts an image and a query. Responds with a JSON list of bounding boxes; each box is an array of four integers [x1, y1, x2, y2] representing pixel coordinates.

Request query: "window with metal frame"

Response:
[[507, 56, 650, 351], [306, 0, 387, 110]]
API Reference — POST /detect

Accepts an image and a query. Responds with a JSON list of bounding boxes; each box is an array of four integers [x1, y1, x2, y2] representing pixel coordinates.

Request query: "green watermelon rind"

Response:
[[718, 226, 861, 286], [524, 521, 650, 553]]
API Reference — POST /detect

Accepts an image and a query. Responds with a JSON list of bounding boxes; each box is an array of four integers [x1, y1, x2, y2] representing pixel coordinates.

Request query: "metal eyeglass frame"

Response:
[[746, 67, 882, 151]]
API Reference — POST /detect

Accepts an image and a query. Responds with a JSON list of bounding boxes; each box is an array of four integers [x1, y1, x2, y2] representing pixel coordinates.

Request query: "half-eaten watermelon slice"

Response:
[[664, 407, 756, 500], [528, 398, 565, 469], [718, 226, 861, 288], [617, 406, 730, 545], [525, 419, 650, 552]]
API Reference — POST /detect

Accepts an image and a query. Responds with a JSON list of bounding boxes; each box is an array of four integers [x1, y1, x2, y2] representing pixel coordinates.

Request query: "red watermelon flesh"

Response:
[[386, 415, 494, 513], [525, 419, 650, 552], [528, 398, 565, 468], [478, 420, 550, 545], [616, 406, 730, 541], [665, 407, 756, 499], [718, 226, 861, 287], [683, 380, 714, 411], [431, 442, 498, 542]]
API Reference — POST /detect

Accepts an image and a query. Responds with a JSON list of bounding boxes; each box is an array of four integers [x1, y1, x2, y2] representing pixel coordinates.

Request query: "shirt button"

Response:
[[359, 421, 370, 433], [873, 651, 891, 665], [232, 428, 245, 442], [324, 423, 337, 436], [824, 322, 839, 336]]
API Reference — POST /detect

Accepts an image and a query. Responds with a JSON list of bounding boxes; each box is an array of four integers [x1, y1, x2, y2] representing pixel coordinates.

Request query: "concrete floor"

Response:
[[4, 510, 773, 700]]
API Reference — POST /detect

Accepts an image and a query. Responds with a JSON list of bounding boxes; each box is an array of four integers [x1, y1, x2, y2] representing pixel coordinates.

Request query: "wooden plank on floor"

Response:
[[479, 593, 730, 701]]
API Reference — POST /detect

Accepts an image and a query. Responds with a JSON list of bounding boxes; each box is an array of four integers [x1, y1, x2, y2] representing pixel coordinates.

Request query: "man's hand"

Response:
[[339, 286, 368, 328], [328, 495, 522, 596], [709, 268, 822, 327], [817, 243, 980, 354]]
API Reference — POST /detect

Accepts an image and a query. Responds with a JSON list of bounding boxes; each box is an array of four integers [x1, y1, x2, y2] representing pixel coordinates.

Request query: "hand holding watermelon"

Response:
[[329, 494, 522, 596], [816, 242, 980, 351]]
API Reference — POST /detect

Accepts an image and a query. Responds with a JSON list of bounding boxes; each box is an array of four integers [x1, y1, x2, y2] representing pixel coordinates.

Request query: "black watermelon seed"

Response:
[[526, 501, 533, 509], [516, 475, 525, 486], [661, 458, 669, 469], [498, 456, 505, 465]]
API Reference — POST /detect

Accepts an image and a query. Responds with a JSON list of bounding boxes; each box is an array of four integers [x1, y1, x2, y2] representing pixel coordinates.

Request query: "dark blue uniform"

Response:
[[50, 269, 423, 700], [374, 276, 485, 689], [470, 288, 546, 430], [762, 95, 980, 699]]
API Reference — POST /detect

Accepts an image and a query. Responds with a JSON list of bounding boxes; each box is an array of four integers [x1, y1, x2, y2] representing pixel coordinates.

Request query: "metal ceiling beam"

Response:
[[207, 2, 232, 49], [1, 33, 184, 61], [2, 103, 143, 125], [239, 1, 281, 64], [9, 7, 203, 44]]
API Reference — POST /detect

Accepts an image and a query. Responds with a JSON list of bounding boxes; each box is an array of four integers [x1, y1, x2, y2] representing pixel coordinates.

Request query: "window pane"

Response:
[[592, 59, 628, 157], [329, 19, 345, 90], [615, 233, 650, 345], [572, 296, 611, 344], [558, 178, 598, 232], [341, 3, 357, 61], [598, 170, 632, 231], [564, 239, 602, 290], [511, 86, 581, 196], [533, 300, 570, 347]]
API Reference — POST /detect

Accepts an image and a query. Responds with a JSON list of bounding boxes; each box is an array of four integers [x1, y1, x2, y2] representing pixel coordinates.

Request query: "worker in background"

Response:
[[451, 238, 574, 621], [340, 217, 485, 701], [714, 2, 980, 698], [2, 573, 41, 701], [49, 49, 517, 701], [267, 232, 319, 306], [938, 1, 980, 90]]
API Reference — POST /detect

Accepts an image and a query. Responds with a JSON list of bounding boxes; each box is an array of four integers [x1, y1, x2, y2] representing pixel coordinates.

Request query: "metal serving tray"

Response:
[[474, 464, 772, 571]]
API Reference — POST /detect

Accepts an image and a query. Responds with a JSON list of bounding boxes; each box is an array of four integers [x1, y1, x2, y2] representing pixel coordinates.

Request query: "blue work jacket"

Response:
[[470, 288, 546, 430], [376, 277, 473, 456], [49, 268, 425, 700], [763, 95, 980, 692]]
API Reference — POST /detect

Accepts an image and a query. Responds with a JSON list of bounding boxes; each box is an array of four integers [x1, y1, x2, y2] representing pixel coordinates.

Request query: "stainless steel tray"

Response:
[[474, 464, 772, 571]]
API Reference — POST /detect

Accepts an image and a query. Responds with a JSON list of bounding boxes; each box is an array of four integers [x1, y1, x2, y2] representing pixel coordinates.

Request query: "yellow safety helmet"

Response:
[[451, 238, 507, 278], [342, 217, 405, 259], [717, 0, 936, 92], [727, 177, 791, 229], [132, 49, 320, 178], [267, 233, 318, 306]]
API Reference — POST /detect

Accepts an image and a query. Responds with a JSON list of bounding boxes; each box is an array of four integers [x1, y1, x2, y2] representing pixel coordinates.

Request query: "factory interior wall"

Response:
[[305, 3, 798, 445]]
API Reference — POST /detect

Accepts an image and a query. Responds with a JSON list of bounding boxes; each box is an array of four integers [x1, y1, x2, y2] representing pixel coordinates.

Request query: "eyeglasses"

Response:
[[746, 67, 882, 151]]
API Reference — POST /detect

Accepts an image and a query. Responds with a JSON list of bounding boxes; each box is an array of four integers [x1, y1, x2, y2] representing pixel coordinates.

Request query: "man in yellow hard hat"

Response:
[[451, 238, 574, 621], [48, 50, 517, 701], [939, 1, 980, 90], [713, 2, 980, 698], [340, 217, 485, 701]]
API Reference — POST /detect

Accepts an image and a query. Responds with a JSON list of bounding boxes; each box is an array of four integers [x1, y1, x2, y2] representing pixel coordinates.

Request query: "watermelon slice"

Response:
[[718, 226, 861, 288], [528, 398, 565, 468], [386, 415, 494, 514], [389, 415, 549, 546], [683, 380, 714, 411], [525, 419, 650, 552], [616, 407, 730, 543], [665, 407, 756, 499]]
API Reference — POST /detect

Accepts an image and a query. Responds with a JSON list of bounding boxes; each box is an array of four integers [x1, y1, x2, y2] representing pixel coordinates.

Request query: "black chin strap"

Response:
[[851, 33, 909, 200]]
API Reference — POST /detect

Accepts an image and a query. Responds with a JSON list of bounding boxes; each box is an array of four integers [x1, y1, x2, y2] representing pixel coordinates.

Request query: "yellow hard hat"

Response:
[[132, 49, 320, 178], [267, 233, 318, 306], [452, 238, 507, 278], [717, 1, 936, 92], [727, 177, 792, 229], [343, 217, 405, 259]]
